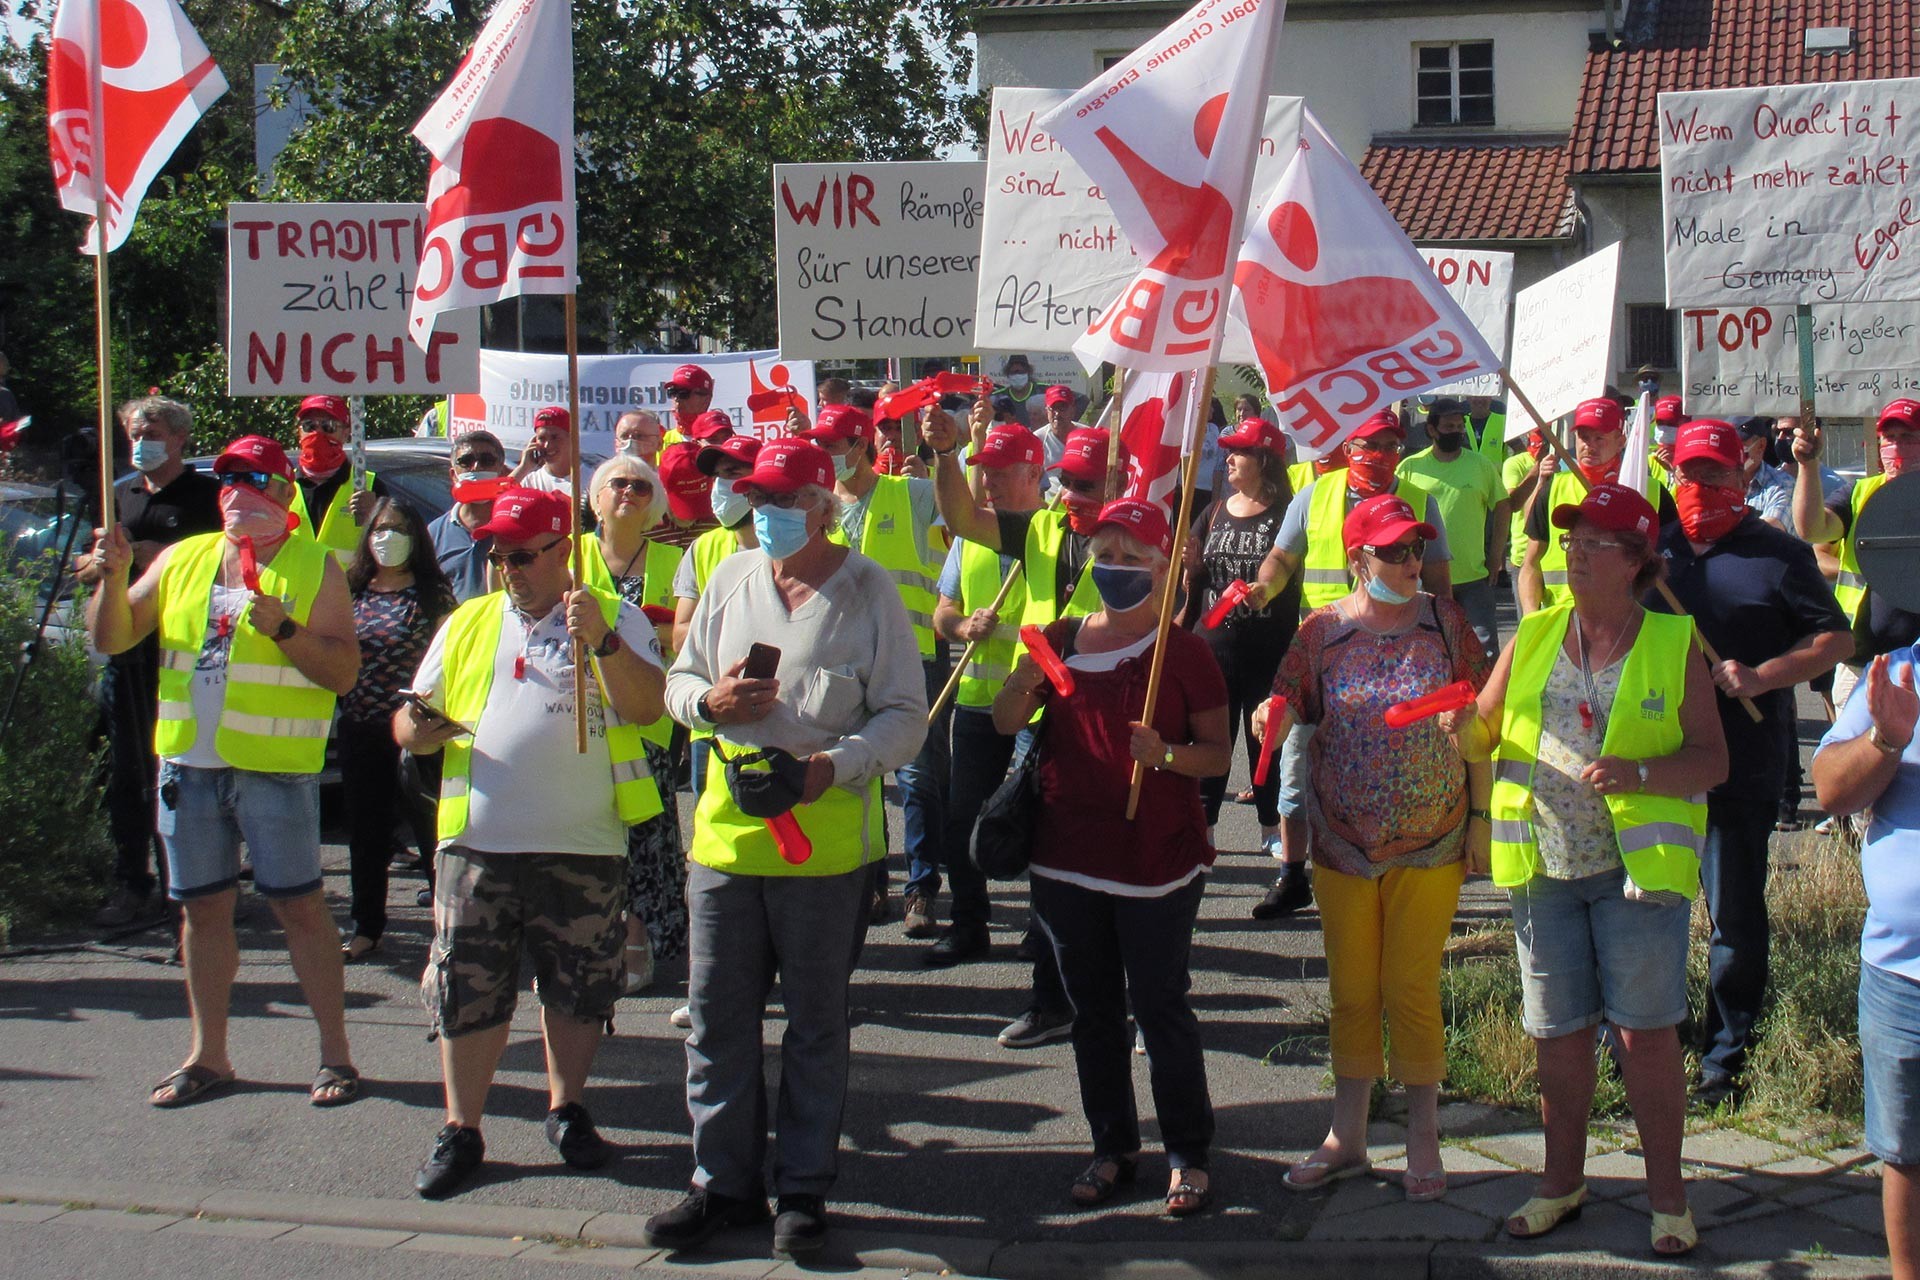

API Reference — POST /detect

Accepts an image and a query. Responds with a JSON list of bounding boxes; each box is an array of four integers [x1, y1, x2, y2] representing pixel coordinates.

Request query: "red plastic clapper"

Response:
[[1202, 579, 1252, 629], [1018, 625, 1076, 697], [1383, 679, 1477, 729], [1252, 694, 1289, 786], [237, 535, 261, 592], [766, 811, 812, 864]]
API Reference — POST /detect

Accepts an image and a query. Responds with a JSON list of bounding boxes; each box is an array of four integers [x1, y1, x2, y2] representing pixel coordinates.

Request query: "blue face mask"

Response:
[[710, 479, 752, 529], [753, 503, 814, 559], [1365, 572, 1416, 606], [1091, 563, 1156, 612], [832, 452, 856, 482], [131, 439, 170, 473]]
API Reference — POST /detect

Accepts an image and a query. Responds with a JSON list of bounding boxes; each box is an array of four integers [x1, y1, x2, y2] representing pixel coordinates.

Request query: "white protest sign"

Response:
[[1680, 303, 1920, 416], [974, 87, 1302, 361], [226, 202, 480, 396], [1422, 248, 1513, 397], [446, 349, 817, 454], [1659, 78, 1920, 307], [774, 161, 985, 358], [1505, 242, 1620, 437]]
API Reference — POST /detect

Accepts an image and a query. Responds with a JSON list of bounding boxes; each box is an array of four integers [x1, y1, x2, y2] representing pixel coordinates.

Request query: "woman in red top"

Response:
[[994, 499, 1231, 1217]]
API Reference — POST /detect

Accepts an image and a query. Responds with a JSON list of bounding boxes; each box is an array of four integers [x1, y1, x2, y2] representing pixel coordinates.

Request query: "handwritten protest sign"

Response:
[[1505, 243, 1620, 437], [1423, 248, 1513, 397], [1680, 302, 1920, 416], [1659, 78, 1920, 307], [447, 349, 816, 453], [227, 202, 480, 395], [774, 162, 985, 359], [974, 87, 1302, 361]]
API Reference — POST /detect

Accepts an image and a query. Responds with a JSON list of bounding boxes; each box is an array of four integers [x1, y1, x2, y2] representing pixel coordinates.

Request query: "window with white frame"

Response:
[[1415, 41, 1494, 126]]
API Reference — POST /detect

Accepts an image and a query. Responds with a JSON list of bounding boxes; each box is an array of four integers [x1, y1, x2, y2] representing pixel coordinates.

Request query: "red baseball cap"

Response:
[[1350, 409, 1404, 441], [214, 435, 294, 480], [1573, 397, 1625, 432], [685, 409, 735, 442], [968, 424, 1045, 468], [1051, 428, 1111, 482], [1552, 482, 1658, 537], [666, 364, 714, 394], [1673, 419, 1743, 470], [1343, 493, 1437, 553], [696, 434, 762, 476], [799, 404, 873, 444], [1093, 498, 1171, 556], [1879, 398, 1920, 432], [1043, 384, 1075, 408], [1218, 416, 1284, 452], [297, 395, 348, 425], [474, 486, 572, 542], [657, 443, 714, 521], [732, 438, 835, 495], [1654, 395, 1685, 425], [533, 405, 571, 433]]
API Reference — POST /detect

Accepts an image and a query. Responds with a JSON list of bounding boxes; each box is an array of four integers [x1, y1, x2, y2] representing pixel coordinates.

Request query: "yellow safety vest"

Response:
[[690, 525, 745, 592], [577, 534, 682, 748], [830, 474, 943, 657], [154, 532, 337, 773], [687, 742, 883, 877], [1021, 508, 1099, 624], [1533, 468, 1666, 606], [1287, 461, 1315, 495], [955, 539, 1029, 709], [1463, 412, 1507, 464], [290, 470, 377, 563], [1489, 604, 1705, 896], [1835, 472, 1889, 625], [1300, 476, 1434, 610], [434, 590, 663, 840]]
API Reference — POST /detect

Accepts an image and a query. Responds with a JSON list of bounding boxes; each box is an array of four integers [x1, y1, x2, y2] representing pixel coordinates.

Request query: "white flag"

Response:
[[1118, 370, 1202, 516], [1617, 390, 1653, 496], [1037, 0, 1287, 373], [409, 0, 576, 347]]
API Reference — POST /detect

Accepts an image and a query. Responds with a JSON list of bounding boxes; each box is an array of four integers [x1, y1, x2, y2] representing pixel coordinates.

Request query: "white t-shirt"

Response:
[[518, 468, 573, 496], [167, 582, 255, 770], [412, 594, 662, 856]]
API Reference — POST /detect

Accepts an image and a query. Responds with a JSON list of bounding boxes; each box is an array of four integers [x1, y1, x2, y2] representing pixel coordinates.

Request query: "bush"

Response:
[[0, 559, 110, 942]]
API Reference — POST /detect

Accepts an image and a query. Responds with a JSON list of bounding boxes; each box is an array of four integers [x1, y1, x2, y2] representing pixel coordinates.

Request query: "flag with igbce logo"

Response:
[[1037, 0, 1286, 373], [409, 0, 576, 347], [46, 0, 229, 254]]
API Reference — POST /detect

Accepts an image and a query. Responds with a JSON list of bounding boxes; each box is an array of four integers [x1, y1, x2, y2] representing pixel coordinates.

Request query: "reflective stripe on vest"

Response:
[[434, 590, 663, 840], [1835, 472, 1888, 625], [1300, 477, 1432, 611], [955, 539, 1029, 709], [291, 471, 377, 563], [1022, 509, 1098, 625], [833, 475, 941, 657], [577, 534, 683, 748], [153, 532, 337, 773], [1488, 603, 1705, 896], [1534, 468, 1665, 604]]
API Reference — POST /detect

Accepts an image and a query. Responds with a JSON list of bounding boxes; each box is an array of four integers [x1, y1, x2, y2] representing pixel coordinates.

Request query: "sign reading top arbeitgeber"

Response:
[[1659, 79, 1920, 307]]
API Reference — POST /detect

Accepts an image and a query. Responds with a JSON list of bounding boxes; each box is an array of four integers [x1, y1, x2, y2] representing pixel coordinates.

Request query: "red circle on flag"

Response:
[[1193, 93, 1228, 158], [101, 0, 149, 70], [1268, 201, 1319, 271]]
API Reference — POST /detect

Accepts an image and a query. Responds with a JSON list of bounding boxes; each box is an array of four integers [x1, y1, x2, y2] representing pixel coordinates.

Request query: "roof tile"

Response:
[[1360, 141, 1577, 241]]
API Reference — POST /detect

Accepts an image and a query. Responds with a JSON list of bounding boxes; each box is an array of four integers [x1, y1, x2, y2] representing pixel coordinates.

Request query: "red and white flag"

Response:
[[46, 0, 228, 254], [409, 0, 576, 348], [1231, 112, 1500, 457], [1119, 370, 1202, 515], [1038, 0, 1286, 373]]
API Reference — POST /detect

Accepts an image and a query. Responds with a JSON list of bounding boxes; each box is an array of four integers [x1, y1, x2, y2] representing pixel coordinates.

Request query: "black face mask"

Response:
[[712, 741, 811, 818], [1434, 431, 1467, 453]]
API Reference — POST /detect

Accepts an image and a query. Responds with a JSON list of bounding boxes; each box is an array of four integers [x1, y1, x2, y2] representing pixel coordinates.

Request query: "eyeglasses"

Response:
[[1363, 538, 1425, 564], [1558, 534, 1629, 554], [217, 471, 276, 491], [744, 487, 814, 510], [664, 386, 696, 400], [300, 418, 346, 435], [486, 537, 565, 569], [604, 477, 652, 495], [454, 452, 501, 468], [1350, 437, 1403, 455]]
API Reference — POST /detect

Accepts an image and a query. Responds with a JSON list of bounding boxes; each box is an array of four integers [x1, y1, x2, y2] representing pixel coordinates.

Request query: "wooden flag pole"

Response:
[[1124, 366, 1216, 820], [91, 192, 115, 531], [926, 559, 1026, 725], [1503, 372, 1762, 724], [1104, 368, 1128, 503], [565, 294, 588, 753]]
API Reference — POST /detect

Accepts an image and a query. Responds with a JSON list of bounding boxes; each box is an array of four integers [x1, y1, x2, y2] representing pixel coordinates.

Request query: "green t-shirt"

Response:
[[1501, 450, 1538, 568], [1397, 446, 1506, 585]]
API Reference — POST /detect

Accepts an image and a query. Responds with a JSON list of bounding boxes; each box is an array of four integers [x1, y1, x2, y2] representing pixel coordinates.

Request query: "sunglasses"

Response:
[[1363, 538, 1426, 564], [744, 487, 815, 510], [486, 537, 565, 569], [664, 386, 697, 400], [1558, 534, 1630, 554], [217, 470, 277, 491], [604, 477, 652, 494], [1350, 437, 1403, 455], [454, 451, 502, 468]]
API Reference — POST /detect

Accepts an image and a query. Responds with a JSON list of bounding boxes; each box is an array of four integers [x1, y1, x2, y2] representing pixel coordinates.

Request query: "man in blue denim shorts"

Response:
[[86, 435, 365, 1110]]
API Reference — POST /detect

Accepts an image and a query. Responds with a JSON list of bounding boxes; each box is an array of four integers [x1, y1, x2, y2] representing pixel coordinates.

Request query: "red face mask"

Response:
[[874, 443, 905, 476], [1882, 434, 1919, 479], [1064, 497, 1101, 535], [1675, 479, 1747, 544], [1345, 451, 1398, 497], [452, 475, 513, 504], [1526, 433, 1547, 459], [1578, 458, 1620, 487], [298, 430, 345, 475]]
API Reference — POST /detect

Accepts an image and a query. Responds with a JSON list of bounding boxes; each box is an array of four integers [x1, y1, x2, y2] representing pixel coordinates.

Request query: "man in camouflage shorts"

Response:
[[397, 486, 668, 1199]]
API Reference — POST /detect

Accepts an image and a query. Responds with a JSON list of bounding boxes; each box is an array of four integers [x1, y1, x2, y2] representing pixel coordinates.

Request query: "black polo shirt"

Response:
[[112, 467, 222, 671], [1648, 512, 1849, 801], [998, 508, 1091, 614]]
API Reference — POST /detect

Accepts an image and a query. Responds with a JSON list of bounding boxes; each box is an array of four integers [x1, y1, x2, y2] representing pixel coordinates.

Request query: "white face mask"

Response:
[[1008, 372, 1031, 390], [709, 478, 752, 528], [369, 530, 413, 567]]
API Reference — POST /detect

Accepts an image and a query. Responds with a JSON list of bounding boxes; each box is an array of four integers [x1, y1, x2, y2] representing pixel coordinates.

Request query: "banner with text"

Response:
[[447, 348, 816, 453], [1680, 302, 1920, 416], [1423, 248, 1513, 397], [774, 161, 985, 359], [1505, 243, 1620, 437], [973, 87, 1303, 361], [227, 202, 481, 395], [1659, 78, 1920, 307]]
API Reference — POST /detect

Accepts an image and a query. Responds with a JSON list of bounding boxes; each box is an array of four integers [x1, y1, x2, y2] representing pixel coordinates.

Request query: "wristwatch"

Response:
[[1636, 761, 1651, 790], [1161, 745, 1176, 768], [1870, 724, 1912, 756], [270, 616, 297, 643], [695, 693, 715, 726], [594, 629, 623, 658]]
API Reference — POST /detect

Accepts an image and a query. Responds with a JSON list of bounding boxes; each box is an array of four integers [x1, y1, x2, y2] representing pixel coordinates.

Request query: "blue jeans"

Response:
[[1699, 794, 1775, 1083], [892, 653, 950, 899], [1452, 576, 1499, 660], [1862, 960, 1920, 1166], [1510, 865, 1691, 1038], [158, 761, 323, 901]]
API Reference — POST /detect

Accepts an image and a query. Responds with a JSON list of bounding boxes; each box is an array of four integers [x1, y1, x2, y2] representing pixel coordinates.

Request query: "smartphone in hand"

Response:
[[742, 642, 781, 680]]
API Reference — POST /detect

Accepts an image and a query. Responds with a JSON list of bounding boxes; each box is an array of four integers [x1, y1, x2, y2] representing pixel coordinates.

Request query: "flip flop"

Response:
[[1404, 1168, 1448, 1203], [149, 1064, 235, 1109], [310, 1063, 363, 1108], [1282, 1156, 1372, 1191]]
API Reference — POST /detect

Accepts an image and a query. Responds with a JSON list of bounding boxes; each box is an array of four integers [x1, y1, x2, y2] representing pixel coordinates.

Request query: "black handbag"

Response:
[[969, 725, 1043, 880]]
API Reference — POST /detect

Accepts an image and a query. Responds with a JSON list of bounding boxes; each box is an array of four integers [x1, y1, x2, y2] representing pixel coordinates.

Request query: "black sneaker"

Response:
[[998, 1006, 1074, 1048], [414, 1123, 485, 1199], [641, 1186, 771, 1251], [1251, 865, 1313, 920], [1690, 1073, 1743, 1112], [924, 926, 990, 968], [772, 1193, 828, 1259], [544, 1101, 611, 1170]]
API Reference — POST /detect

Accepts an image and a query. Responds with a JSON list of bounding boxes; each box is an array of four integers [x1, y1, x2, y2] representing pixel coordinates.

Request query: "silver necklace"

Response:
[[1572, 611, 1629, 736]]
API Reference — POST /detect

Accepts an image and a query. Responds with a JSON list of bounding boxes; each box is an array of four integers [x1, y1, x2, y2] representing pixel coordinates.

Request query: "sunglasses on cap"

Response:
[[604, 476, 652, 494], [454, 449, 502, 468], [1363, 538, 1426, 564], [485, 537, 565, 569], [217, 470, 277, 492]]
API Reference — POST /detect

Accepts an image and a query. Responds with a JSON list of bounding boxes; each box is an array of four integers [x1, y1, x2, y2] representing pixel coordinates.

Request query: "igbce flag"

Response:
[[410, 0, 576, 347], [1231, 112, 1499, 457], [1120, 370, 1201, 515], [46, 0, 228, 254], [1038, 0, 1285, 373]]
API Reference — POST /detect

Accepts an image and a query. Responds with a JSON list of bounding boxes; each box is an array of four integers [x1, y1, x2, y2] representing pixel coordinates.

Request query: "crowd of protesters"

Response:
[[52, 358, 1920, 1270]]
